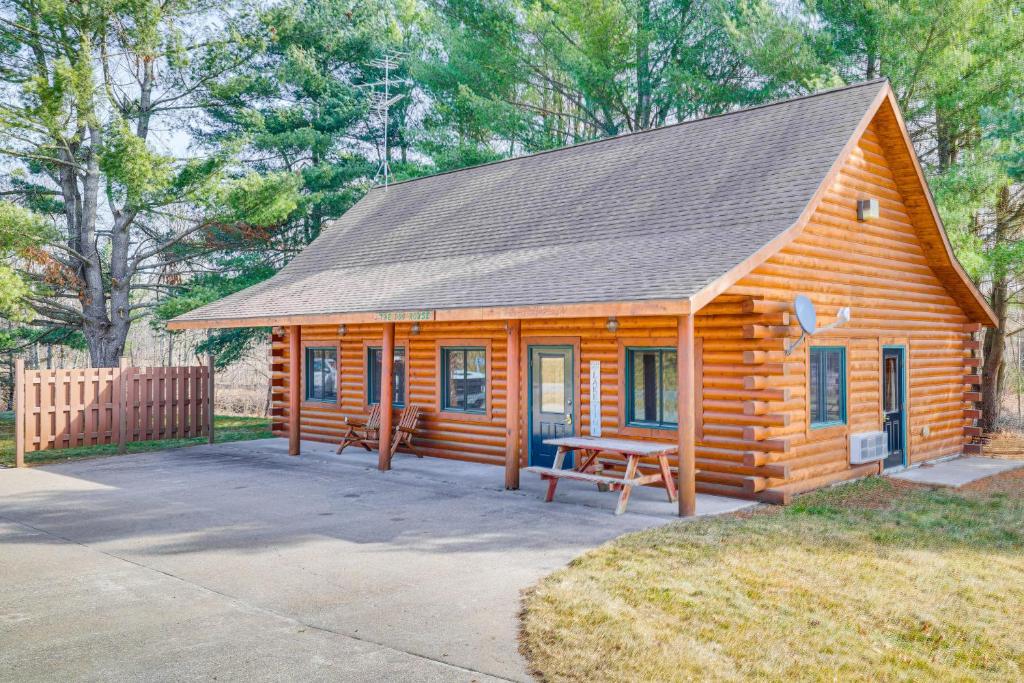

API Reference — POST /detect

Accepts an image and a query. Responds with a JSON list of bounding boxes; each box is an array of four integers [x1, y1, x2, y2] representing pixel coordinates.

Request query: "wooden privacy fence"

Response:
[[12, 357, 215, 467]]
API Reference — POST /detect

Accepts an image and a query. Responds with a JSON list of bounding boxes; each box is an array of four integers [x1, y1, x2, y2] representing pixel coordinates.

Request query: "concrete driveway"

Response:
[[0, 439, 752, 681]]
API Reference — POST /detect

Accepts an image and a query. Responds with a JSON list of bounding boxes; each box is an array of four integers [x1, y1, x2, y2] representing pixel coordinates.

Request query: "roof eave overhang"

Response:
[[166, 297, 693, 330]]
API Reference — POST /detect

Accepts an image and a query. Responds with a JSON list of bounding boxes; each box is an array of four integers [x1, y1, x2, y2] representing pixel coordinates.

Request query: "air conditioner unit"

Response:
[[850, 431, 886, 465]]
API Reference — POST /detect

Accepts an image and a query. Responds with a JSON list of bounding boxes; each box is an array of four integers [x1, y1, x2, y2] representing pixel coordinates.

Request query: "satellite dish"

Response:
[[786, 297, 852, 355], [794, 295, 817, 335]]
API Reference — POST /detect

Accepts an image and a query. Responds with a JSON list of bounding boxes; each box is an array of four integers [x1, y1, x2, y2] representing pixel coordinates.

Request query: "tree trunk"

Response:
[[83, 324, 130, 368], [981, 302, 1006, 432], [980, 186, 1013, 432]]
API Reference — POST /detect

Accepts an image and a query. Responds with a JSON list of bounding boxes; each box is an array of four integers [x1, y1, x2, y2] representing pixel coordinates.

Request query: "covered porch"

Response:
[[274, 309, 703, 516]]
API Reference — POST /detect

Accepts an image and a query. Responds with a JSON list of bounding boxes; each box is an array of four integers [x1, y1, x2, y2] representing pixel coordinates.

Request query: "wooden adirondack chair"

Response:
[[390, 405, 423, 457], [337, 404, 382, 454]]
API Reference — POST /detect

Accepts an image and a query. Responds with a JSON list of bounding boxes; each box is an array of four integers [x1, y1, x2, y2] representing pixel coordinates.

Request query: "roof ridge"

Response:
[[373, 78, 889, 193]]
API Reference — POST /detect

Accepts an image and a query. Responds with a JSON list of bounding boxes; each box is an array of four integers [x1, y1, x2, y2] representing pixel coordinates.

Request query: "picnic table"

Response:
[[524, 436, 679, 515]]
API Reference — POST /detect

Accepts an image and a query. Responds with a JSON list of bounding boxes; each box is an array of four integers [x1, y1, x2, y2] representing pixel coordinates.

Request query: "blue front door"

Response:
[[882, 347, 906, 469], [528, 346, 575, 468]]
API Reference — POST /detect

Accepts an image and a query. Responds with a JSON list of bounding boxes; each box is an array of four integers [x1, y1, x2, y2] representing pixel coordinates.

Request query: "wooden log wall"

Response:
[[272, 321, 510, 466], [270, 110, 985, 503], [273, 315, 787, 498], [713, 116, 980, 502]]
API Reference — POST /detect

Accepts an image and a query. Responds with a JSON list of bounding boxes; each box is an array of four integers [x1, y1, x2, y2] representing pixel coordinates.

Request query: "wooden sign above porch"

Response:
[[374, 310, 435, 322]]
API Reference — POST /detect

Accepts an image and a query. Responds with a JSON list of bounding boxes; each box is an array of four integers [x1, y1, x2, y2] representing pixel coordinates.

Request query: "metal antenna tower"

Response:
[[364, 53, 410, 189]]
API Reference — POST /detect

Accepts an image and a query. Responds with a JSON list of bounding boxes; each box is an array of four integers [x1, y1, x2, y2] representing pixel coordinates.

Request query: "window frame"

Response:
[[303, 343, 339, 405], [808, 345, 847, 429], [365, 343, 408, 409], [624, 346, 679, 431], [435, 339, 492, 421]]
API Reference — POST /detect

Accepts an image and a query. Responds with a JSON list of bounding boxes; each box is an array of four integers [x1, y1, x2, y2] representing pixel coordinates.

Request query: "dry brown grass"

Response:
[[521, 475, 1024, 682]]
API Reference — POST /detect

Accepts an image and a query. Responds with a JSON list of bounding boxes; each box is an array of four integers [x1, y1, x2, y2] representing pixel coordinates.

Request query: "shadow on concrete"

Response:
[[0, 439, 752, 558]]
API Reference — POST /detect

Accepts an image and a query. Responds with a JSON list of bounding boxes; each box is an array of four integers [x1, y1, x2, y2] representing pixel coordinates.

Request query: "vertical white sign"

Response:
[[589, 360, 602, 437]]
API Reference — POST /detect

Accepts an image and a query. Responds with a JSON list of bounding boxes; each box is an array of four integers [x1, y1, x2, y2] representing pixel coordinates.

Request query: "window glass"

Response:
[[661, 351, 678, 424], [368, 347, 406, 406], [443, 347, 487, 413], [810, 347, 845, 427], [305, 347, 337, 402], [540, 355, 566, 413], [883, 355, 899, 413], [627, 348, 678, 428]]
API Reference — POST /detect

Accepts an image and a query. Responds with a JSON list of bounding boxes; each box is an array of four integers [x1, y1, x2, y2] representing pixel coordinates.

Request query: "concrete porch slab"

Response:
[[323, 439, 755, 520], [888, 456, 1024, 487]]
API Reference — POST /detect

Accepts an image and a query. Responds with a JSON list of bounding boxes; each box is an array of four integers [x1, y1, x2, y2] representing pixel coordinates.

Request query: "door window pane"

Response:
[[540, 355, 565, 413], [883, 355, 899, 413], [627, 348, 678, 428], [305, 347, 337, 402]]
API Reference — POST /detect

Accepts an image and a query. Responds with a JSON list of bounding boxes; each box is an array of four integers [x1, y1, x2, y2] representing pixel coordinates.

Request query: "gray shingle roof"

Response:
[[175, 79, 887, 324]]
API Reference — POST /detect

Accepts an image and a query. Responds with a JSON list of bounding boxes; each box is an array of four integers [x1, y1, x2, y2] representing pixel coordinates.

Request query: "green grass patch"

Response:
[[521, 476, 1024, 682], [0, 411, 273, 467]]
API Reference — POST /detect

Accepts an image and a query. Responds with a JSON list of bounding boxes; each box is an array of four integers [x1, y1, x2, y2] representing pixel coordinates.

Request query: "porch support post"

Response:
[[288, 325, 302, 456], [677, 314, 697, 517], [504, 320, 522, 489], [378, 322, 395, 470]]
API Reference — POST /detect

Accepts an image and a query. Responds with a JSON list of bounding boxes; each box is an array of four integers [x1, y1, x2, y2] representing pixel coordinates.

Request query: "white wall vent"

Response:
[[850, 431, 886, 465]]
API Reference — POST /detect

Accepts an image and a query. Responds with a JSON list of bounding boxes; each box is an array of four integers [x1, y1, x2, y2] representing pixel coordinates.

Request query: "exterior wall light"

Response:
[[337, 324, 347, 337], [606, 316, 620, 333], [410, 322, 421, 335], [857, 198, 879, 221]]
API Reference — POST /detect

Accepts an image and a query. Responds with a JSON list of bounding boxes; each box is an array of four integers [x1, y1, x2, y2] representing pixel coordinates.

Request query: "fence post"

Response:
[[207, 355, 215, 444], [117, 357, 130, 454], [14, 358, 25, 467]]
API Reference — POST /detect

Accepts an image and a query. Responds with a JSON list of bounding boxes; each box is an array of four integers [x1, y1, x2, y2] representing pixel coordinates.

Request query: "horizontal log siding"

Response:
[[273, 321, 509, 466], [714, 119, 976, 502], [272, 313, 779, 497], [518, 316, 756, 497], [267, 114, 979, 502]]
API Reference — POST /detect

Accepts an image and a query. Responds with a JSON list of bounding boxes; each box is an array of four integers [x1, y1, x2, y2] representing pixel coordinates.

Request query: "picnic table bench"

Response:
[[525, 436, 679, 515]]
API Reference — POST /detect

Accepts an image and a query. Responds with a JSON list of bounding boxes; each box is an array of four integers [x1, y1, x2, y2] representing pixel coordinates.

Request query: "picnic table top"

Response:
[[542, 435, 678, 456]]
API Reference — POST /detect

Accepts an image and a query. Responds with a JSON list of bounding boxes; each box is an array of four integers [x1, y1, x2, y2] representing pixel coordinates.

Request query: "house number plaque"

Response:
[[374, 310, 434, 322]]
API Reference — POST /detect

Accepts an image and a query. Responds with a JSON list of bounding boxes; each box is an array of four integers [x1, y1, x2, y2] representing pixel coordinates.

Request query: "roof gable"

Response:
[[869, 96, 995, 325], [689, 86, 995, 326]]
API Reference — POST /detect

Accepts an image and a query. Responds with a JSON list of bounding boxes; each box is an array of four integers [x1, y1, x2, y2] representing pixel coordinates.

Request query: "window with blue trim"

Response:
[[809, 346, 845, 428], [367, 346, 406, 407], [305, 347, 337, 402], [441, 347, 487, 413], [625, 348, 678, 429]]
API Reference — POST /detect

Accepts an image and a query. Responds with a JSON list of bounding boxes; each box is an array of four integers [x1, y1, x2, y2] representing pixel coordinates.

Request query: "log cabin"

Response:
[[169, 78, 996, 515]]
